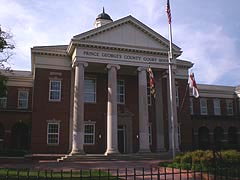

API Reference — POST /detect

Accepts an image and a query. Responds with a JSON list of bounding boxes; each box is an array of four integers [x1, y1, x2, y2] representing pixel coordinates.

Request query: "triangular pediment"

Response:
[[72, 16, 181, 53]]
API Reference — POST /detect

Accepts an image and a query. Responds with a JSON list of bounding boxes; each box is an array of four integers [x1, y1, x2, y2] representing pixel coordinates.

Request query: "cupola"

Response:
[[94, 8, 113, 28]]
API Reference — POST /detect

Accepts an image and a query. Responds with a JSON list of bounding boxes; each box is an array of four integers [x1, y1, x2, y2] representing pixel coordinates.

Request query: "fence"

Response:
[[0, 166, 239, 180]]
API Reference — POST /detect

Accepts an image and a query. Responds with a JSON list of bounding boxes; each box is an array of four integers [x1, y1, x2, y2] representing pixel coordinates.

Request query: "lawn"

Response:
[[0, 168, 119, 179]]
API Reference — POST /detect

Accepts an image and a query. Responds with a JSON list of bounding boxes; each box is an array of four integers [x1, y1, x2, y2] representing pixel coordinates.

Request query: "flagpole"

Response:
[[166, 0, 176, 158]]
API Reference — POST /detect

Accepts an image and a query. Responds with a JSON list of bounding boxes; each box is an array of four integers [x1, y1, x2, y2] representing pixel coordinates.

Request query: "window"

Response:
[[226, 100, 233, 115], [47, 123, 59, 145], [0, 97, 7, 109], [84, 79, 96, 103], [200, 98, 208, 115], [176, 86, 179, 107], [18, 90, 28, 109], [149, 123, 152, 145], [84, 124, 95, 144], [213, 99, 221, 115], [49, 80, 61, 101], [190, 98, 193, 115], [117, 80, 125, 104], [147, 83, 151, 105]]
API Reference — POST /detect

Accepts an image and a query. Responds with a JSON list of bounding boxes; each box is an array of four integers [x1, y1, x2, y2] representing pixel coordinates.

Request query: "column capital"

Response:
[[72, 61, 88, 68], [137, 66, 148, 72], [106, 64, 120, 70]]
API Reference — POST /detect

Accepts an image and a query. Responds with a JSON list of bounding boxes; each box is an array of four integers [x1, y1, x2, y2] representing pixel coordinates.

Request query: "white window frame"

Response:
[[0, 97, 7, 109], [47, 122, 60, 145], [149, 123, 152, 145], [213, 99, 221, 115], [200, 98, 208, 115], [190, 98, 193, 115], [84, 123, 95, 145], [117, 80, 125, 104], [49, 80, 61, 102], [226, 99, 233, 115], [18, 90, 29, 109], [84, 78, 96, 103]]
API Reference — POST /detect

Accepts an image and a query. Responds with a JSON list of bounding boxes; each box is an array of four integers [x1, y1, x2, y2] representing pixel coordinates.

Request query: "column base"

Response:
[[138, 149, 151, 154], [155, 148, 167, 152], [70, 149, 85, 155], [104, 149, 119, 156]]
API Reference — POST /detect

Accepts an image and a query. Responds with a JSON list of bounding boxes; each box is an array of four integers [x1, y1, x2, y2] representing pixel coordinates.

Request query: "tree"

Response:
[[0, 25, 15, 70], [0, 25, 15, 97]]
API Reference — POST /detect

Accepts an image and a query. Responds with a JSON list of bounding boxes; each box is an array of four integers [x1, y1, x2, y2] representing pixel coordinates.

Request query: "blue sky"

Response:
[[0, 0, 239, 86]]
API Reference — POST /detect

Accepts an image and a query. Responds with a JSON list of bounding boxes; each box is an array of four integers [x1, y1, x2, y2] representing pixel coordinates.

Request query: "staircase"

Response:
[[57, 152, 172, 162]]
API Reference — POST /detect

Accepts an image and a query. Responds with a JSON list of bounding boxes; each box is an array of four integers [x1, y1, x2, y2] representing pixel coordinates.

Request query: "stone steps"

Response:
[[57, 152, 172, 162]]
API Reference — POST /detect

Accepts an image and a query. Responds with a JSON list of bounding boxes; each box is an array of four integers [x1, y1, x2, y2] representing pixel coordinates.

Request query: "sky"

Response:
[[0, 0, 239, 86]]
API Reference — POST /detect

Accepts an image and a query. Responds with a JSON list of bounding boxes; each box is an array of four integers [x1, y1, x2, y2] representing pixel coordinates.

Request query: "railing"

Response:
[[0, 166, 239, 180]]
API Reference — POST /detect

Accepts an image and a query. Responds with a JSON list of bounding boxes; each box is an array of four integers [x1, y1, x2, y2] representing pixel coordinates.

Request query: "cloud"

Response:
[[174, 23, 240, 86]]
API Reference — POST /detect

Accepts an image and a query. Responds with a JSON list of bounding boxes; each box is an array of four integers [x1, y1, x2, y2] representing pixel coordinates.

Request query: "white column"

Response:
[[137, 67, 150, 153], [166, 70, 180, 152], [71, 62, 88, 155], [105, 64, 120, 155], [155, 72, 166, 151]]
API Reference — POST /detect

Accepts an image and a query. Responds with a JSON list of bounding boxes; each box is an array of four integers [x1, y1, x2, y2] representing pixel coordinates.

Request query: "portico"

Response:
[[66, 11, 192, 155]]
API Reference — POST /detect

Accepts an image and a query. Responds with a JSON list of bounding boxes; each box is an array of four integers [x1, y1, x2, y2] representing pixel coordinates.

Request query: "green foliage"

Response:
[[180, 151, 192, 164], [0, 168, 117, 179], [221, 150, 240, 166], [0, 75, 7, 97], [0, 149, 28, 157], [160, 150, 240, 170]]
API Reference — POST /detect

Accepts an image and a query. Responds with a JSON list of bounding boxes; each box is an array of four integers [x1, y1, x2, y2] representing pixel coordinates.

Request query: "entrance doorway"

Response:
[[118, 126, 125, 153]]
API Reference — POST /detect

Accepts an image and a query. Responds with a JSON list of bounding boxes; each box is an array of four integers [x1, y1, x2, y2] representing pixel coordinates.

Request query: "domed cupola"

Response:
[[94, 8, 113, 28]]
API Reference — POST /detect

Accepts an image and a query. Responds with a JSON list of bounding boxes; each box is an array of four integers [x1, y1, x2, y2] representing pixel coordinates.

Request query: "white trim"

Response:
[[200, 98, 208, 115], [84, 78, 96, 103], [47, 122, 60, 145], [117, 79, 125, 104], [49, 80, 61, 102], [17, 90, 29, 109], [84, 123, 95, 145], [226, 99, 233, 116], [0, 97, 7, 109], [213, 99, 221, 116]]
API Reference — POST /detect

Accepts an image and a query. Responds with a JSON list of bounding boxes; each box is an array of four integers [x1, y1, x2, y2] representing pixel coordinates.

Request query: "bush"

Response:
[[162, 149, 240, 170], [0, 149, 29, 157], [221, 150, 240, 166], [180, 151, 192, 165]]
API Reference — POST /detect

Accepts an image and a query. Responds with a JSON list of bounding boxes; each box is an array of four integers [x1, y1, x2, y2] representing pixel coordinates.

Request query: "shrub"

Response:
[[180, 152, 192, 165]]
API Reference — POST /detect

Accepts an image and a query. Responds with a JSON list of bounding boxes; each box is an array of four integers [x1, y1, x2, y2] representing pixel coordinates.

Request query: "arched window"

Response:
[[11, 123, 30, 150], [228, 127, 238, 145], [198, 127, 210, 150]]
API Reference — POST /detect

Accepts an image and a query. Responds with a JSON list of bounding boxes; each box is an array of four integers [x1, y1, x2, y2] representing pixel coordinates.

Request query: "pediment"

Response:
[[73, 16, 181, 53]]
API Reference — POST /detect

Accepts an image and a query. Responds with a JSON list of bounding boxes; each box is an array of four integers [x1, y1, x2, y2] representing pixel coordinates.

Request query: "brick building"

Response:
[[0, 11, 239, 155]]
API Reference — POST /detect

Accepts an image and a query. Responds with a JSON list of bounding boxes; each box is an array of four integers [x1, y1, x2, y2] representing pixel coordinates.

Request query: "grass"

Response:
[[0, 168, 119, 179]]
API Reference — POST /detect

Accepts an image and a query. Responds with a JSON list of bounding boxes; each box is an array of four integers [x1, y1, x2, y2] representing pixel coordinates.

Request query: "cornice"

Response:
[[71, 41, 182, 58], [32, 49, 68, 57]]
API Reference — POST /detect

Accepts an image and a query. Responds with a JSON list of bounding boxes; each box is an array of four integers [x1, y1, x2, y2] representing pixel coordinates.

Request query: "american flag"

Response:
[[166, 0, 171, 24], [148, 67, 156, 98]]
